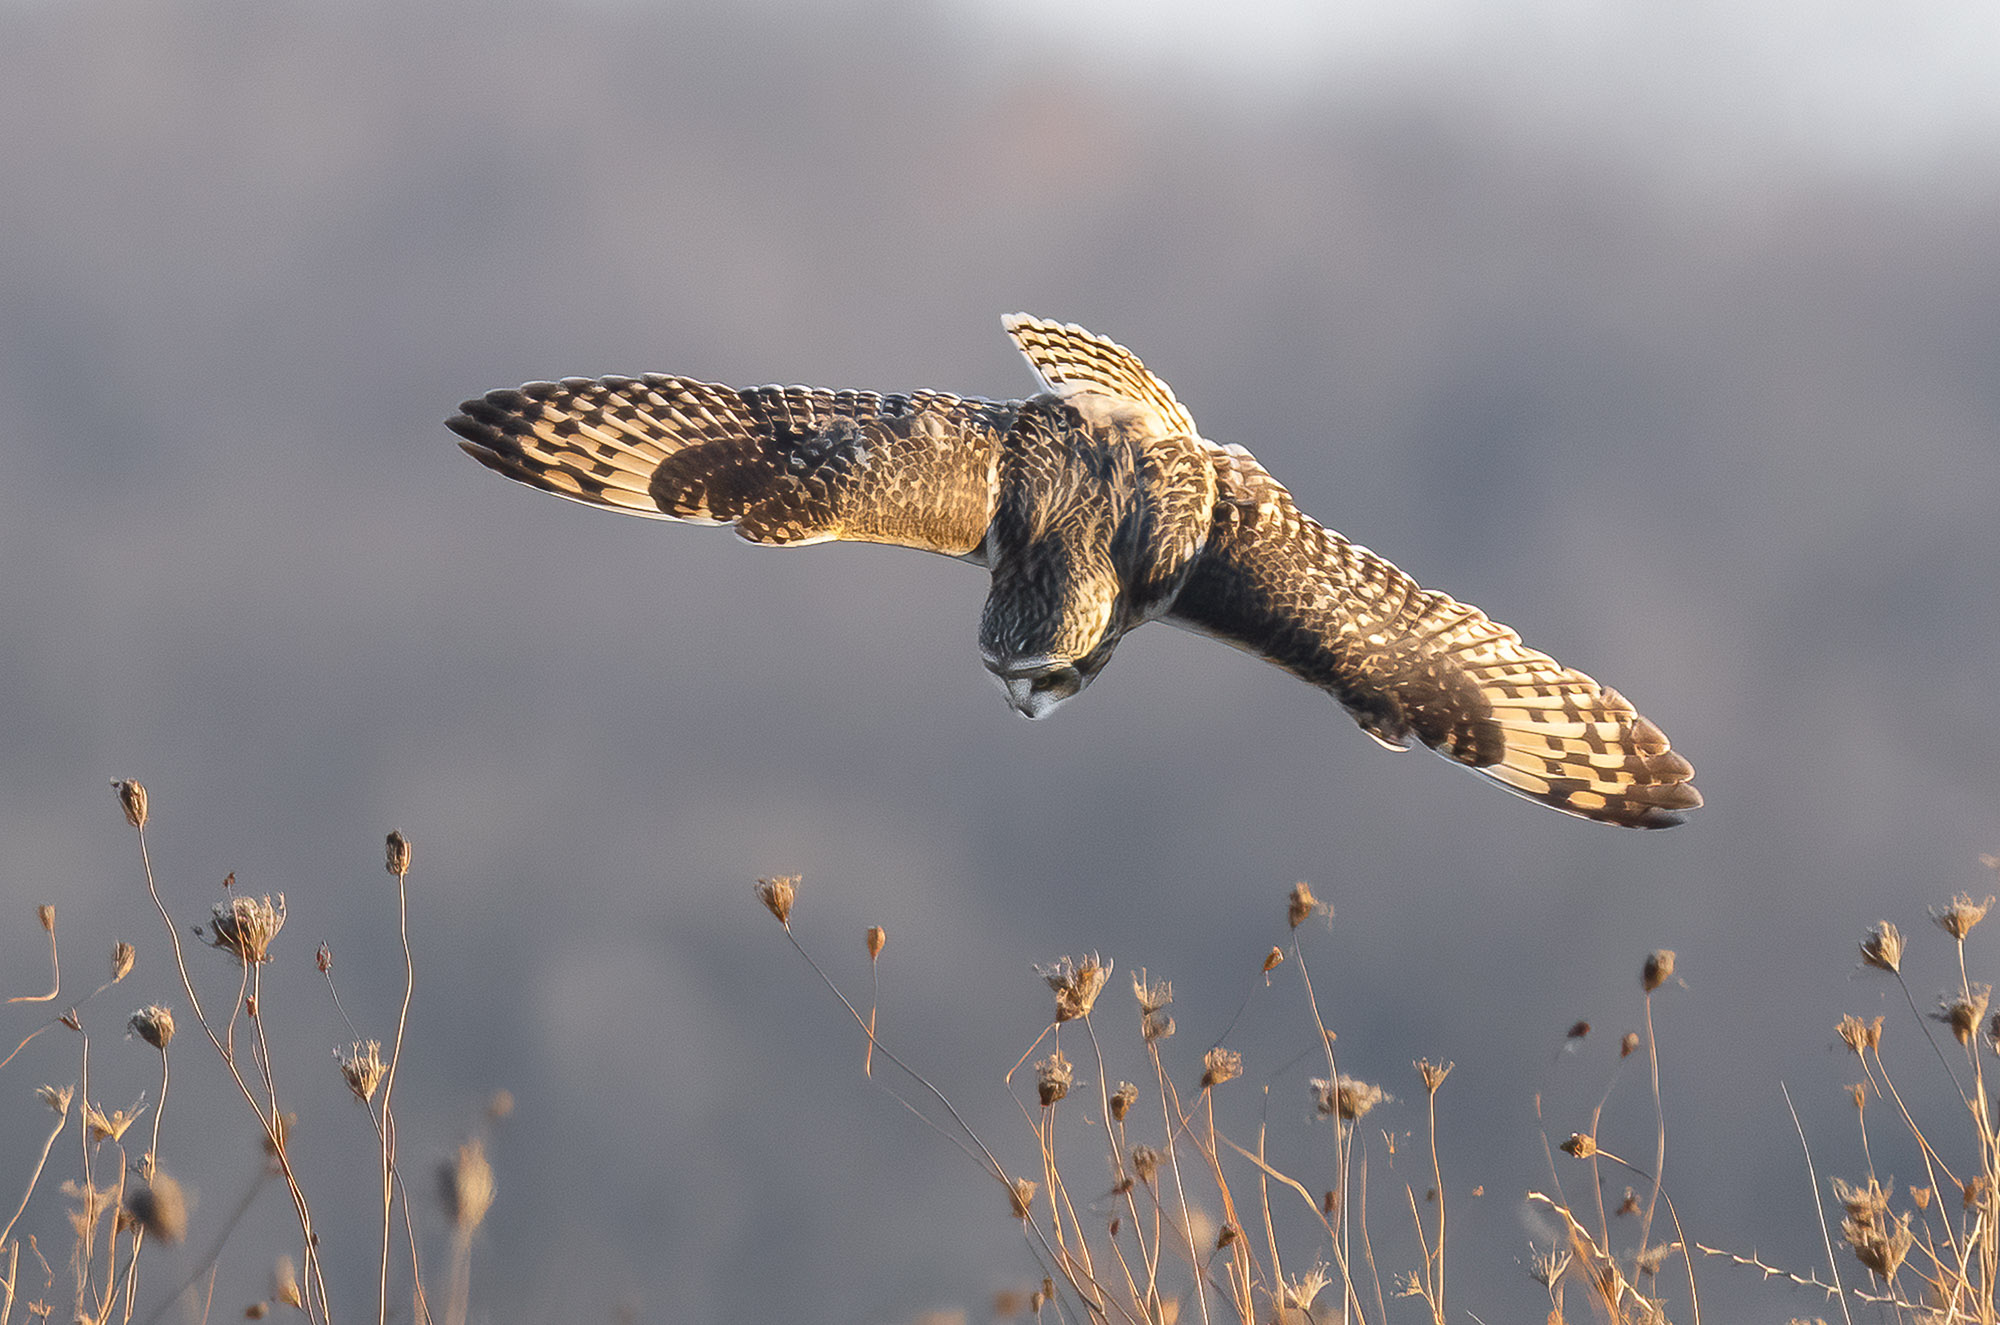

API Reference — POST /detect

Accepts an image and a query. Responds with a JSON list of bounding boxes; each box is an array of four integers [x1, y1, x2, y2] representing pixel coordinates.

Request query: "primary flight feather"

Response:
[[450, 315, 1700, 828]]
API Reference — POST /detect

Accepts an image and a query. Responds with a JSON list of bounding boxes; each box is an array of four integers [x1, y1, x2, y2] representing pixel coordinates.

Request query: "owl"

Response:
[[450, 315, 1699, 827]]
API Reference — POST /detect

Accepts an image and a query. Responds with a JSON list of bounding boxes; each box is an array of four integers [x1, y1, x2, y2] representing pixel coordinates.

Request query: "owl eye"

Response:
[[1030, 666, 1082, 699]]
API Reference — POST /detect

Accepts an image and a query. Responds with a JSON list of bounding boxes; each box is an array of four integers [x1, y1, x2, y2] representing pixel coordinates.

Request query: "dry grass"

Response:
[[1692, 876, 2000, 1325], [10, 784, 2000, 1324], [754, 858, 2000, 1325], [757, 872, 1712, 1325], [0, 782, 501, 1325]]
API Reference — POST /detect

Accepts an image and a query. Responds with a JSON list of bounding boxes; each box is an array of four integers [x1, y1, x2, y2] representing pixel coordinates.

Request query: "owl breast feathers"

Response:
[[450, 314, 1700, 828]]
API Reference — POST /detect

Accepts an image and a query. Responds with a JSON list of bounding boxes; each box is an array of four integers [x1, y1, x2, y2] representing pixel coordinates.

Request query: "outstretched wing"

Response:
[[450, 376, 1013, 555], [1171, 446, 1701, 828]]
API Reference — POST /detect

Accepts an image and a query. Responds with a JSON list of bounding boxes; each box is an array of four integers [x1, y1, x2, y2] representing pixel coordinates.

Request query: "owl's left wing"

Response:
[[450, 376, 1012, 555], [1170, 446, 1701, 828]]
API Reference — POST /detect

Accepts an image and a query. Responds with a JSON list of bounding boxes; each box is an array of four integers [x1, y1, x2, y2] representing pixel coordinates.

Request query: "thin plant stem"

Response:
[[0, 1112, 67, 1250], [122, 1044, 171, 1323], [136, 1170, 272, 1325], [5, 916, 59, 1004], [1148, 1044, 1212, 1325], [778, 924, 1008, 1183], [379, 867, 418, 1325], [1639, 990, 1667, 1252], [1426, 1077, 1446, 1320], [1356, 1141, 1384, 1325], [129, 821, 330, 1322]]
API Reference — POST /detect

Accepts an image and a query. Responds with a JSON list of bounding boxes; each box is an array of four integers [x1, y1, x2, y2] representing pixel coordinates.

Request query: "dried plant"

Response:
[[0, 782, 496, 1325]]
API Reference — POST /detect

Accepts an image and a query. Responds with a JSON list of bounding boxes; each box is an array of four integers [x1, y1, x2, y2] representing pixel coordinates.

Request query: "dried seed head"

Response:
[[247, 1303, 269, 1319], [487, 1089, 515, 1122], [113, 779, 148, 830], [1932, 893, 1994, 941], [1037, 953, 1112, 1023], [865, 925, 886, 961], [85, 1099, 146, 1144], [60, 1008, 81, 1032], [1007, 1176, 1038, 1219], [272, 1257, 302, 1309], [439, 1137, 495, 1233], [37, 904, 55, 933], [1843, 1206, 1914, 1280], [337, 1041, 388, 1104], [1850, 1081, 1867, 1111], [205, 894, 285, 964], [1912, 1186, 1933, 1211], [38, 1083, 74, 1116], [1131, 970, 1175, 1041], [1262, 946, 1285, 975], [1130, 1146, 1161, 1184], [1216, 1221, 1241, 1250], [127, 1172, 186, 1243], [65, 1177, 110, 1239], [1416, 1059, 1453, 1095], [1620, 1031, 1641, 1058], [1859, 922, 1904, 974], [1966, 1175, 1992, 1211], [1562, 1132, 1598, 1159], [1132, 970, 1172, 1014], [1287, 881, 1326, 929], [1836, 1014, 1885, 1055], [385, 830, 412, 878], [1200, 1047, 1243, 1090], [1617, 1187, 1641, 1216], [1634, 1241, 1681, 1277], [1833, 1176, 1889, 1227], [1311, 1075, 1389, 1121], [1034, 1051, 1073, 1108], [1283, 1265, 1331, 1311], [1529, 1246, 1572, 1288], [1935, 986, 1991, 1046], [1641, 949, 1676, 993], [110, 941, 136, 983], [1109, 1081, 1138, 1122], [317, 942, 333, 974], [754, 875, 798, 926], [128, 1005, 175, 1051]]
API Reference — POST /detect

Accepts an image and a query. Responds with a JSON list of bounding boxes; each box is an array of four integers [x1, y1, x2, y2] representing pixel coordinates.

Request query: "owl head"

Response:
[[982, 636, 1121, 719], [978, 552, 1124, 720]]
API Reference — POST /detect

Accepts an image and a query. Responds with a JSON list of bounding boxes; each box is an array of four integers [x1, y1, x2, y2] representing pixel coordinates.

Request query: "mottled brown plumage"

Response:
[[451, 315, 1700, 827]]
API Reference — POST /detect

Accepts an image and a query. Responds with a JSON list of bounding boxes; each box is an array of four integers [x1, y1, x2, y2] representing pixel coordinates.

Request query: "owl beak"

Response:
[[987, 660, 1084, 720]]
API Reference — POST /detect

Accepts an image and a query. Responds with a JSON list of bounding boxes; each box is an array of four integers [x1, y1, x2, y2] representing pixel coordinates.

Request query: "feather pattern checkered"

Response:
[[451, 315, 1700, 827]]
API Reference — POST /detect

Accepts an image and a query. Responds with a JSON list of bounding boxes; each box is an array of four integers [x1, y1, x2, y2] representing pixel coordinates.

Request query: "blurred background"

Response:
[[2, 0, 1997, 1319]]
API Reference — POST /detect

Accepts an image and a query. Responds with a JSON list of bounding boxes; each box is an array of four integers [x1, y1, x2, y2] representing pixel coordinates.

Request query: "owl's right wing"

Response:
[[1170, 446, 1701, 828], [450, 376, 1014, 556]]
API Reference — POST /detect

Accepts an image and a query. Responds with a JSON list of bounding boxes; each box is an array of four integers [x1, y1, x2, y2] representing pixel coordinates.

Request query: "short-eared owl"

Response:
[[451, 315, 1699, 827]]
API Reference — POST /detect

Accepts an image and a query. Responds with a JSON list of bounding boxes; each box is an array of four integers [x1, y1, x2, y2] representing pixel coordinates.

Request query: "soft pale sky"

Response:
[[952, 0, 2000, 174]]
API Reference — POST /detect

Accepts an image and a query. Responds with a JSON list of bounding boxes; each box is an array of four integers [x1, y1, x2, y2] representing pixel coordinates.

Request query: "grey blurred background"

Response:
[[1, 0, 1997, 1319]]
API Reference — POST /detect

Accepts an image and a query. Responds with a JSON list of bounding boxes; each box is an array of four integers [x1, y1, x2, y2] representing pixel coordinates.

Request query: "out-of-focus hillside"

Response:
[[0, 1, 1996, 1319]]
